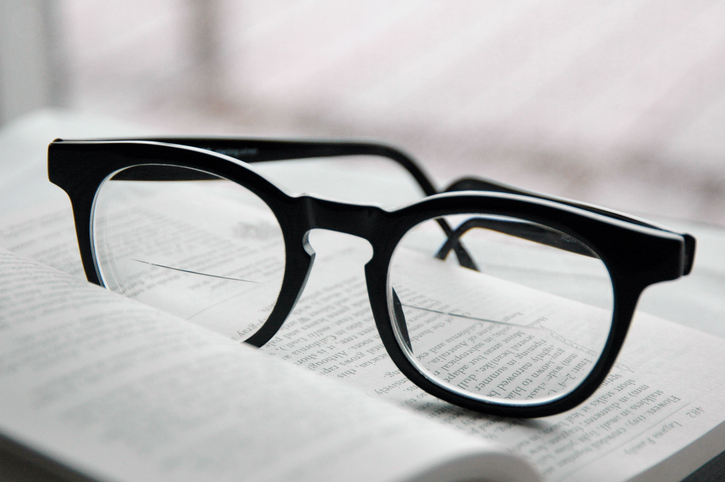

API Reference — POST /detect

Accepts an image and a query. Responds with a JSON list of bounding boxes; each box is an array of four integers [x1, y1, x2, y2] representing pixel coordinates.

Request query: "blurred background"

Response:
[[2, 0, 725, 225]]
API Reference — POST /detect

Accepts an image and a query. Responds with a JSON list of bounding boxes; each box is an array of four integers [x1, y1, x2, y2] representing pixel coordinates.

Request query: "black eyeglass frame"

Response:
[[48, 138, 695, 418]]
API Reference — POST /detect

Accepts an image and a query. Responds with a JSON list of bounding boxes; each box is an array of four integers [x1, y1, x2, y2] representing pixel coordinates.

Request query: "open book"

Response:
[[1, 112, 725, 481]]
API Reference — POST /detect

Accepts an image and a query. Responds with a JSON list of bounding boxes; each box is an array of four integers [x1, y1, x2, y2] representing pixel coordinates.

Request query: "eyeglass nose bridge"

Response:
[[247, 195, 391, 348], [298, 195, 389, 242]]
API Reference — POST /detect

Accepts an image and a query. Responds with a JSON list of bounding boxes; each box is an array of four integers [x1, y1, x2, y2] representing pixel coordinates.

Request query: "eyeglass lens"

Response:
[[92, 165, 286, 341], [388, 215, 614, 405]]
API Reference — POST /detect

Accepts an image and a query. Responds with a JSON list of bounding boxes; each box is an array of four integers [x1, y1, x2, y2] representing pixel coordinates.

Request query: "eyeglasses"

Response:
[[48, 138, 695, 417]]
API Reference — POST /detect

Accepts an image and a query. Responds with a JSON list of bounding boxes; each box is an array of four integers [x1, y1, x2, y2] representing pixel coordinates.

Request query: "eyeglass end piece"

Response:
[[682, 233, 696, 276]]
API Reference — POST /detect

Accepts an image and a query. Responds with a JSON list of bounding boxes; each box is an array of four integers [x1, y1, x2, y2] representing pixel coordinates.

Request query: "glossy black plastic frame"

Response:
[[48, 138, 695, 418]]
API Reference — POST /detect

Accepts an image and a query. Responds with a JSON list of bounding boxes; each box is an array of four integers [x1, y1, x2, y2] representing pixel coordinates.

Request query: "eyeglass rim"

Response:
[[48, 138, 695, 417], [362, 194, 690, 416]]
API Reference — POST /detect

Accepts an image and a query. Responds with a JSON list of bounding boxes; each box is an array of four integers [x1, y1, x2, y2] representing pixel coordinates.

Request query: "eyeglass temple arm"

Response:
[[434, 217, 598, 266], [441, 176, 696, 275], [149, 138, 439, 195]]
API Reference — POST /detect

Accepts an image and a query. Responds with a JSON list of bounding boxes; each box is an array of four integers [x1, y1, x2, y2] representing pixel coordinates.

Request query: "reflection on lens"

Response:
[[92, 165, 286, 341], [388, 214, 613, 405]]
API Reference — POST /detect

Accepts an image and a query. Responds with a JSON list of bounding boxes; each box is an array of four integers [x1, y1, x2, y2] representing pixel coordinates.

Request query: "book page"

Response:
[[1, 200, 724, 482], [0, 248, 539, 482]]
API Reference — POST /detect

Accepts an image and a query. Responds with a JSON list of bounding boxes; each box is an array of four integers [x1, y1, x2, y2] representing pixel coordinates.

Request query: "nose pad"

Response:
[[392, 288, 412, 351]]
